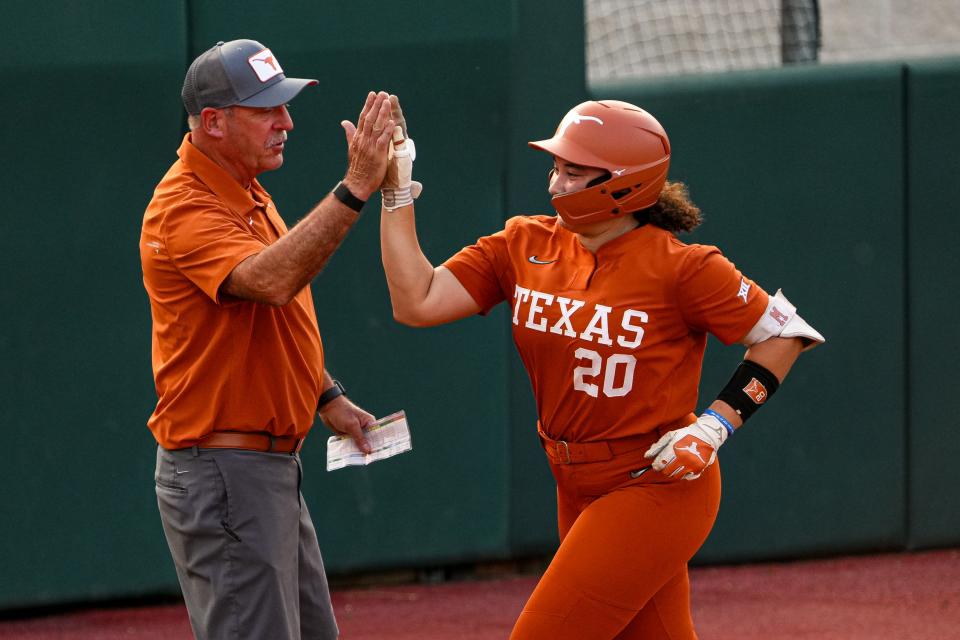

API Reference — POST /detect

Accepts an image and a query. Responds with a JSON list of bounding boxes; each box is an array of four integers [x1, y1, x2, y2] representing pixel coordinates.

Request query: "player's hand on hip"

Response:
[[340, 91, 395, 200], [318, 396, 374, 454], [644, 414, 729, 480], [381, 95, 422, 211]]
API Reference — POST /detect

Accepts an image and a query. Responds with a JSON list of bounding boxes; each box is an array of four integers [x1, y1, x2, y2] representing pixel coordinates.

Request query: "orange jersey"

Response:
[[443, 215, 768, 443], [140, 134, 323, 449]]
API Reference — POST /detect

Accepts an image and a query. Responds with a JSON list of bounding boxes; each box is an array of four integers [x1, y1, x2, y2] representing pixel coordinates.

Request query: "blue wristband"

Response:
[[703, 408, 735, 436]]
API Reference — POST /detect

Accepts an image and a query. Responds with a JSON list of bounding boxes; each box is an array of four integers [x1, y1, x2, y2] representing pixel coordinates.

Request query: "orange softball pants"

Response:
[[511, 430, 721, 640]]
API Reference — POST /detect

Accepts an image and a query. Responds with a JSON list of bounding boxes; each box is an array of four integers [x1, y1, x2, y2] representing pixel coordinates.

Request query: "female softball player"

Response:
[[376, 98, 824, 639]]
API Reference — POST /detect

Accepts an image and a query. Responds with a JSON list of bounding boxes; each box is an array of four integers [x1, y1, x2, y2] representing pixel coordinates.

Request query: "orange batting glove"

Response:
[[644, 412, 731, 480]]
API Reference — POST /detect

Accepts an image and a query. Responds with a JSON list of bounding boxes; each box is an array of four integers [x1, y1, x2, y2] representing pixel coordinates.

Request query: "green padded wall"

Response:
[[594, 63, 908, 561], [905, 58, 960, 548], [0, 3, 188, 609], [2, 0, 958, 613], [503, 0, 587, 555]]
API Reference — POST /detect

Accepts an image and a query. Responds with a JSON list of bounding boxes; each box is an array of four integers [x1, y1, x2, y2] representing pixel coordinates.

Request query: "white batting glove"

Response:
[[643, 413, 730, 480], [381, 126, 422, 211]]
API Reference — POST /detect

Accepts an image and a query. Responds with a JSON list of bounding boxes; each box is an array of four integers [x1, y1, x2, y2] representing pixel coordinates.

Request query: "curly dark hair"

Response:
[[637, 181, 702, 234]]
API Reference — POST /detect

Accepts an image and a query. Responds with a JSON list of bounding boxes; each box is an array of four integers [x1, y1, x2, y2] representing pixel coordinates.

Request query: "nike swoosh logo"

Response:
[[175, 469, 190, 475], [528, 255, 556, 265], [630, 466, 651, 479]]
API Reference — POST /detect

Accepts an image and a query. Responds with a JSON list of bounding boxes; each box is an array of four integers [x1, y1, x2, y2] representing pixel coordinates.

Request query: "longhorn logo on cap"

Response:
[[248, 48, 283, 82]]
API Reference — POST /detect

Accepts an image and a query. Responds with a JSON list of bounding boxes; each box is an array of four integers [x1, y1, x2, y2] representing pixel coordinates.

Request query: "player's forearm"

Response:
[[709, 336, 804, 432], [380, 204, 437, 325], [743, 336, 804, 382], [224, 194, 360, 306]]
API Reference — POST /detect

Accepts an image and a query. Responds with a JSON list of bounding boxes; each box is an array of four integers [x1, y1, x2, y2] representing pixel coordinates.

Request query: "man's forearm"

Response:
[[223, 91, 396, 306], [224, 194, 361, 305]]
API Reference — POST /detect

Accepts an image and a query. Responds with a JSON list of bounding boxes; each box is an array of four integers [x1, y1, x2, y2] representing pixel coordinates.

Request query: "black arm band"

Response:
[[716, 360, 781, 422], [317, 380, 346, 411], [332, 181, 366, 213]]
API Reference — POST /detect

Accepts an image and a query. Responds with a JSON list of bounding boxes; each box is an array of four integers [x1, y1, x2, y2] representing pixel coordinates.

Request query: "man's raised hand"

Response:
[[340, 91, 395, 201]]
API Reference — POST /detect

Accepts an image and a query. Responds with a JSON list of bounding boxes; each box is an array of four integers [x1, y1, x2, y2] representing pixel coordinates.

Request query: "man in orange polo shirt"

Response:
[[140, 39, 396, 640]]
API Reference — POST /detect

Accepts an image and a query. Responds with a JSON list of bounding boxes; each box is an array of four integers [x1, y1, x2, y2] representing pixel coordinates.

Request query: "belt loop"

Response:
[[191, 445, 199, 457], [556, 440, 571, 464], [267, 434, 276, 453]]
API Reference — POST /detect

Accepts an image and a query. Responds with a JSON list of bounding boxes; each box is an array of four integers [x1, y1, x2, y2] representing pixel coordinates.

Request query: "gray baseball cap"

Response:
[[182, 39, 318, 115]]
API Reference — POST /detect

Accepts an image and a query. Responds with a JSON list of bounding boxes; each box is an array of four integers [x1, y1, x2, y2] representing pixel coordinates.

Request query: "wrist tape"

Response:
[[381, 186, 413, 211], [716, 360, 780, 422]]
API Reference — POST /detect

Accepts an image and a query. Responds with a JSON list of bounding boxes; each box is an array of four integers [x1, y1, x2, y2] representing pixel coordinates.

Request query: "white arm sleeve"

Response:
[[740, 289, 825, 351]]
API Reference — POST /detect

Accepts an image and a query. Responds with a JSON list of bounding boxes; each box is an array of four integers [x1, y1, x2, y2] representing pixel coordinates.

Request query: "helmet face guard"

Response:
[[529, 100, 671, 227], [550, 160, 670, 225]]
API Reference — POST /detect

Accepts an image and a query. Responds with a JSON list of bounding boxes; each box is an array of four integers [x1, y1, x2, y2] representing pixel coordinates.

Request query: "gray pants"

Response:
[[155, 446, 338, 640]]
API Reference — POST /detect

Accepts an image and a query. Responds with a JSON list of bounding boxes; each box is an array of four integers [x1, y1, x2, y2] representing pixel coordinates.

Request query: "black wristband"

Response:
[[317, 380, 346, 411], [332, 181, 366, 213], [716, 360, 780, 422]]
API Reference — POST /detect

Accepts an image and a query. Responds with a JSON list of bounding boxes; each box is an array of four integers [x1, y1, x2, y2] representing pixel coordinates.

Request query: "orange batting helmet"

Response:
[[528, 100, 671, 226]]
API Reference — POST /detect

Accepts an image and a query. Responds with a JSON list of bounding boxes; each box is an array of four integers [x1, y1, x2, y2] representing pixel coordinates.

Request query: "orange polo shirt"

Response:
[[443, 215, 768, 443], [140, 134, 323, 449]]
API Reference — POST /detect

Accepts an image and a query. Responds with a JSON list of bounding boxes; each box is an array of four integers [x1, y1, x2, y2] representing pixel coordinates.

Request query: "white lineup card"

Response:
[[326, 410, 412, 471]]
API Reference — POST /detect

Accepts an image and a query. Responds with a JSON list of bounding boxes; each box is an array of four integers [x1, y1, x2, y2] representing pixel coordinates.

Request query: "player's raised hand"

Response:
[[644, 413, 730, 480], [340, 91, 395, 200], [390, 93, 408, 137], [381, 95, 422, 211]]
